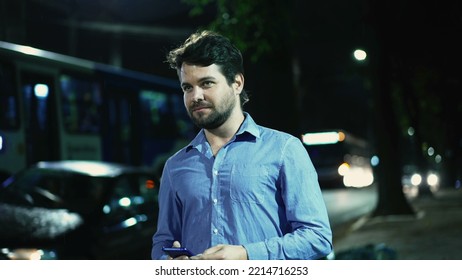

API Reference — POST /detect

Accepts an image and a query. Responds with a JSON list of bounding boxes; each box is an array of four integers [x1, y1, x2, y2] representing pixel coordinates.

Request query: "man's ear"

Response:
[[234, 73, 244, 94]]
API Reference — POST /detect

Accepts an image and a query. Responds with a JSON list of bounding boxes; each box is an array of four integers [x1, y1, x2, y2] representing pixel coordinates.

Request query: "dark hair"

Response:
[[166, 30, 249, 106]]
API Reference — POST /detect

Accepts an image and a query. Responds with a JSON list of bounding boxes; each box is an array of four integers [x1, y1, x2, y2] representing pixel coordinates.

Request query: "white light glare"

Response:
[[407, 127, 415, 136], [38, 161, 122, 177], [15, 45, 44, 56], [342, 166, 374, 188], [302, 131, 344, 145], [411, 173, 422, 186], [353, 49, 367, 61], [34, 84, 49, 98], [119, 197, 131, 207], [122, 217, 137, 228], [427, 173, 439, 187], [427, 147, 435, 156], [435, 154, 442, 163]]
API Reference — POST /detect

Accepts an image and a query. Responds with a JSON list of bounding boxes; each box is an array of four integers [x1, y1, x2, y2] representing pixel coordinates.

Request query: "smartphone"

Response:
[[162, 247, 194, 258]]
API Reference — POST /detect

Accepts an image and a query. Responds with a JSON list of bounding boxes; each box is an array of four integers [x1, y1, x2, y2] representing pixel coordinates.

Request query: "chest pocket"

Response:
[[229, 164, 269, 204]]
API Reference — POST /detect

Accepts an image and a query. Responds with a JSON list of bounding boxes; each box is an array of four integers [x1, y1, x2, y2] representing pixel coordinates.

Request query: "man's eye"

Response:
[[202, 81, 214, 88], [182, 86, 192, 92]]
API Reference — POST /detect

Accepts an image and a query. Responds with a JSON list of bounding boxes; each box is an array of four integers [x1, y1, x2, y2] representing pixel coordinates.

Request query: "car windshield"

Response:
[[1, 167, 107, 212]]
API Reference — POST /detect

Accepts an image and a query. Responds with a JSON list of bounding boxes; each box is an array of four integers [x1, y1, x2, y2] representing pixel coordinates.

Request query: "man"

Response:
[[151, 30, 332, 260]]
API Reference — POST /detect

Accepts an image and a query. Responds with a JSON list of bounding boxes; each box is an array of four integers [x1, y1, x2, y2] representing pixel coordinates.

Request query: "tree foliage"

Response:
[[182, 0, 294, 61]]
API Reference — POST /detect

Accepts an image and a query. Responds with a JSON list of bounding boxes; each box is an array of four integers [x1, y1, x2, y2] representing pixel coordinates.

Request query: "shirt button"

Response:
[[213, 170, 218, 176], [213, 199, 218, 205], [213, 228, 218, 234]]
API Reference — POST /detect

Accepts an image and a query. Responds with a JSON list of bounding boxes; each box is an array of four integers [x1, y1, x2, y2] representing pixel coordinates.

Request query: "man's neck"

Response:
[[204, 111, 245, 156]]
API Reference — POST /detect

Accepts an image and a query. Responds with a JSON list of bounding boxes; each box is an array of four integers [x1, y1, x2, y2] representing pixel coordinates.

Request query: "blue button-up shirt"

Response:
[[152, 113, 332, 260]]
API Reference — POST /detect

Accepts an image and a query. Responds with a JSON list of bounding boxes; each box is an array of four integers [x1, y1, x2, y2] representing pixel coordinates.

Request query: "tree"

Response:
[[366, 0, 462, 215], [367, 39, 416, 216], [364, 0, 416, 216]]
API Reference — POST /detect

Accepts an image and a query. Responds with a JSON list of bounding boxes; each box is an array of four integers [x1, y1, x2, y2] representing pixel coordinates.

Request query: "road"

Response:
[[322, 184, 377, 228]]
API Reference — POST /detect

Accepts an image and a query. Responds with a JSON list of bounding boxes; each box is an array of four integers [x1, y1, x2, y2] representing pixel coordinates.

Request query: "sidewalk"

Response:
[[331, 187, 462, 259]]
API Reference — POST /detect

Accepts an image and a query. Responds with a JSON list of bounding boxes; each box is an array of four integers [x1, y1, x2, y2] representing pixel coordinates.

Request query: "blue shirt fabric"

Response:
[[152, 113, 333, 260]]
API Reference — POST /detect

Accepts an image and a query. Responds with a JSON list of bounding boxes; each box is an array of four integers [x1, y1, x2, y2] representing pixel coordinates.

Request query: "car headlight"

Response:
[[337, 162, 350, 176], [410, 173, 422, 186], [1, 248, 58, 260], [427, 173, 439, 187]]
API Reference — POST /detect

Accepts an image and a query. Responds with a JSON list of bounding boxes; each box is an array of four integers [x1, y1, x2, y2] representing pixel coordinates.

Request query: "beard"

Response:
[[188, 92, 236, 130]]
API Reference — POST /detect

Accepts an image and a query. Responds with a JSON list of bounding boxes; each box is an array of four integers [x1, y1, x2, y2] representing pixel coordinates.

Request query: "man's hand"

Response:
[[190, 244, 248, 260], [167, 241, 190, 260]]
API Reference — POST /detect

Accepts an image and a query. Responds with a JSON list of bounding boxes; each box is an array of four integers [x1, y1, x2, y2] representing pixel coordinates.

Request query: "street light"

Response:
[[353, 49, 367, 61]]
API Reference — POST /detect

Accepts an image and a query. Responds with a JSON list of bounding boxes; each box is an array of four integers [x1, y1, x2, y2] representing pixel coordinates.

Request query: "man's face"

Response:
[[179, 63, 239, 129]]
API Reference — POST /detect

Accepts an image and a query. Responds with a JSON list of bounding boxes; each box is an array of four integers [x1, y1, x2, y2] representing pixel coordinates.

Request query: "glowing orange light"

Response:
[[146, 180, 155, 189]]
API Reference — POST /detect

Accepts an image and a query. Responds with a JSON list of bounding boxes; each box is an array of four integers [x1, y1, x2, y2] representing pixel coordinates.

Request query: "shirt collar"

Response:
[[186, 112, 260, 152], [236, 112, 260, 139]]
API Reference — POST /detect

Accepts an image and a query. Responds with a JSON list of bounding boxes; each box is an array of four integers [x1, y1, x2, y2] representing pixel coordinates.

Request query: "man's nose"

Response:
[[190, 86, 204, 101]]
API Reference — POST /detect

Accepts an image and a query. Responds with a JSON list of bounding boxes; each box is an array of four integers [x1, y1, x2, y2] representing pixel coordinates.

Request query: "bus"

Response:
[[0, 40, 195, 180], [302, 130, 375, 188]]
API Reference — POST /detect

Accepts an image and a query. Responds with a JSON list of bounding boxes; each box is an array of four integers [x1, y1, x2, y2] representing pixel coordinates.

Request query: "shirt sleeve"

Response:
[[244, 137, 333, 260], [151, 160, 181, 260]]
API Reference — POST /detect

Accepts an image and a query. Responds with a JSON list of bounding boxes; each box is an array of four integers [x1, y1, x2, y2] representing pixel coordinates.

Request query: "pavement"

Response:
[[331, 186, 462, 260]]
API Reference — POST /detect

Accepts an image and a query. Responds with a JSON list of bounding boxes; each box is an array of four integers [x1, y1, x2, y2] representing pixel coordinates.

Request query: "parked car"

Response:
[[0, 160, 159, 260], [402, 164, 440, 198]]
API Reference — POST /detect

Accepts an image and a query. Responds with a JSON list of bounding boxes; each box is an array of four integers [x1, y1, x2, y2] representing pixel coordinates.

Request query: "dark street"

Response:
[[1, 0, 461, 262]]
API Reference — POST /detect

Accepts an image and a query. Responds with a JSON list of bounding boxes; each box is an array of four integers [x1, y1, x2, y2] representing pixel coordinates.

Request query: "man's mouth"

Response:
[[191, 104, 211, 112]]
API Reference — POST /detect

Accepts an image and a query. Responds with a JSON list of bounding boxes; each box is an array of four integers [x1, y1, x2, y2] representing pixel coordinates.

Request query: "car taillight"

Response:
[[146, 179, 155, 189]]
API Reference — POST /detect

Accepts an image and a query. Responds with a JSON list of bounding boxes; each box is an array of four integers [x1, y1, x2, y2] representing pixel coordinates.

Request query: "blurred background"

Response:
[[0, 0, 461, 259]]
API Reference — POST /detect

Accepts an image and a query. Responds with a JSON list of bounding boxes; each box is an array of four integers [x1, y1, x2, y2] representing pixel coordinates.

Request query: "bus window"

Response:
[[21, 71, 59, 165], [0, 61, 22, 178], [138, 90, 176, 169], [102, 86, 136, 165], [139, 90, 178, 138], [60, 74, 102, 134], [170, 92, 196, 139], [0, 61, 19, 130]]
